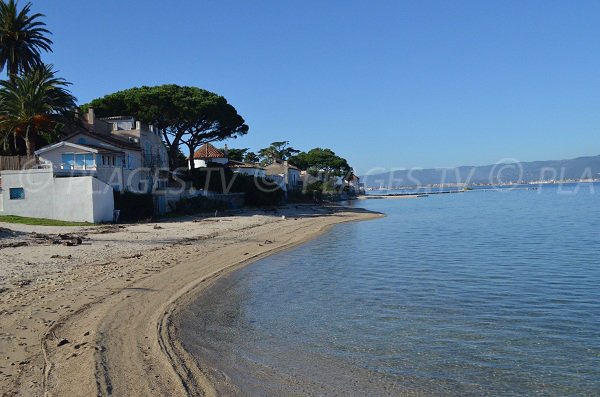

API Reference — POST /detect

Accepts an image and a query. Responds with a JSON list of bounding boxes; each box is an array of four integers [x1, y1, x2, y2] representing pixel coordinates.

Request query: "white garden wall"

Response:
[[0, 169, 114, 223]]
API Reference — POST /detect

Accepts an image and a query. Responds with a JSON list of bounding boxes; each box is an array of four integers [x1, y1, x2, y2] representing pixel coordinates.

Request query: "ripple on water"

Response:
[[179, 186, 600, 397]]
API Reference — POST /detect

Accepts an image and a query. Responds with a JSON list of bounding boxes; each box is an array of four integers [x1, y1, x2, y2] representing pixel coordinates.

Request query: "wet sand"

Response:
[[0, 204, 380, 396]]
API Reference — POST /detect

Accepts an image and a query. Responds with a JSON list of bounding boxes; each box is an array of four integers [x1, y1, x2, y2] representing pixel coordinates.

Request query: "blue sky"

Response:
[[40, 0, 600, 173]]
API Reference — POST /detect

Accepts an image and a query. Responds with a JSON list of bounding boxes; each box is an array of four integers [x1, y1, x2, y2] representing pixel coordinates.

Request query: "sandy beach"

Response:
[[0, 204, 380, 397]]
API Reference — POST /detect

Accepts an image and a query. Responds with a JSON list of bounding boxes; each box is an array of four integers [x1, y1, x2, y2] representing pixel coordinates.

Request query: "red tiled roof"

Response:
[[192, 143, 226, 159]]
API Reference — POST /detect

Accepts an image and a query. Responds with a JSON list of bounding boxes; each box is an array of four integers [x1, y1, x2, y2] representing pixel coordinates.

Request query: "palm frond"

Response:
[[0, 0, 52, 77]]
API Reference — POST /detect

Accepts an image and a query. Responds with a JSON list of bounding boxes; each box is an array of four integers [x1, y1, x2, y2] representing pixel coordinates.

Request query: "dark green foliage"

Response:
[[288, 180, 352, 203], [173, 195, 228, 215], [244, 151, 259, 163], [288, 188, 323, 203], [233, 173, 285, 206], [190, 166, 284, 206], [83, 85, 249, 170], [221, 147, 247, 162], [290, 148, 351, 177], [113, 191, 154, 222], [0, 0, 53, 79], [0, 64, 76, 156], [257, 141, 299, 165]]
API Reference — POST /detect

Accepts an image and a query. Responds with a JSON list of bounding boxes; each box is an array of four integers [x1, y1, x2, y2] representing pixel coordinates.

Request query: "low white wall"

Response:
[[92, 178, 115, 222], [0, 169, 114, 223], [192, 158, 228, 168], [231, 168, 266, 178]]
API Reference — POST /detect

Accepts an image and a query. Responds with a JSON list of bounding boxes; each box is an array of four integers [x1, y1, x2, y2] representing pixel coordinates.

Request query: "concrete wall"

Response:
[[231, 167, 266, 178], [192, 158, 228, 168], [0, 169, 114, 223], [92, 178, 115, 222]]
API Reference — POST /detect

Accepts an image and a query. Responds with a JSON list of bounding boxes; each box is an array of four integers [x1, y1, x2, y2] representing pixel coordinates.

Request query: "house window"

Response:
[[102, 155, 106, 166], [74, 153, 94, 168], [62, 153, 94, 169], [62, 153, 75, 168], [9, 187, 25, 200]]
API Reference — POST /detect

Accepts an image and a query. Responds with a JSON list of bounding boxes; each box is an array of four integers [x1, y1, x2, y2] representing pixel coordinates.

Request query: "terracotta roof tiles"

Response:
[[192, 143, 226, 159]]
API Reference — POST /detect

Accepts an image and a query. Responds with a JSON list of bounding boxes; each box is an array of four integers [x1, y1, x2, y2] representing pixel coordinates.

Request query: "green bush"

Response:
[[190, 165, 284, 206], [288, 189, 322, 203], [288, 181, 352, 203], [173, 195, 228, 215], [113, 191, 154, 222]]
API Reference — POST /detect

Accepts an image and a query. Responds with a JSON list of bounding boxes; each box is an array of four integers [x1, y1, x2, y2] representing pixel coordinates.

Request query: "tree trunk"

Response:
[[168, 145, 179, 171], [25, 126, 36, 158], [187, 143, 195, 171]]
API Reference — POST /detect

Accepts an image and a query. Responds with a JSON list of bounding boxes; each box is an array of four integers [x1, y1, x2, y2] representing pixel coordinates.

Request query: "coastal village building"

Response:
[[189, 143, 228, 168], [265, 160, 302, 192], [36, 108, 169, 193], [0, 108, 170, 222], [188, 142, 267, 178], [346, 175, 365, 195], [0, 114, 321, 223]]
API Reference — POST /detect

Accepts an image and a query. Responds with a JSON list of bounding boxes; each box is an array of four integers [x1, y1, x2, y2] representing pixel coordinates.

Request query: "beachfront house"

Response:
[[189, 143, 266, 178], [265, 160, 302, 192], [0, 108, 171, 222], [345, 175, 365, 195], [36, 108, 169, 193]]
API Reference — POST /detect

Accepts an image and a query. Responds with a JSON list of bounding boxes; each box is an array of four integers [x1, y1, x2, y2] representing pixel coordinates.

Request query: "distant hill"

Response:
[[361, 155, 600, 187]]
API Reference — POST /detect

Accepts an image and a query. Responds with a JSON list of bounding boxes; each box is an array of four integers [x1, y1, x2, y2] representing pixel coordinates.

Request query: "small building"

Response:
[[227, 160, 266, 178], [0, 108, 172, 223], [36, 108, 170, 193], [265, 160, 302, 192], [189, 143, 228, 168], [345, 175, 365, 195]]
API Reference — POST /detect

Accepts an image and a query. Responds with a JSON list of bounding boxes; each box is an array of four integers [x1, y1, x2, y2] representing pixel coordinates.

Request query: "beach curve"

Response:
[[1, 205, 380, 396]]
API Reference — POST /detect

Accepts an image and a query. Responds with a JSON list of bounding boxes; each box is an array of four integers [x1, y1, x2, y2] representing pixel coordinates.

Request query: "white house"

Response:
[[265, 160, 302, 192], [345, 174, 365, 195], [0, 108, 172, 223], [189, 143, 228, 168], [36, 108, 170, 193]]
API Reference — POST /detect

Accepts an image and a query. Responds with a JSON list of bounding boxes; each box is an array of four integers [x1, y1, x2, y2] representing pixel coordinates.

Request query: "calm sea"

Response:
[[178, 183, 600, 396]]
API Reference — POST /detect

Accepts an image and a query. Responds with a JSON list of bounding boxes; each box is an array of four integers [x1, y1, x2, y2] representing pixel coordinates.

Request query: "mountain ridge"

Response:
[[360, 154, 600, 187]]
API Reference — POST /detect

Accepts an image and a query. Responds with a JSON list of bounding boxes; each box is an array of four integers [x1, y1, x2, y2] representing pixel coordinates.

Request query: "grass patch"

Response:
[[0, 215, 91, 226]]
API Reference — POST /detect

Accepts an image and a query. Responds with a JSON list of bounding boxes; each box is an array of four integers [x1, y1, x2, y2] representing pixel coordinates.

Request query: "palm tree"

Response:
[[0, 64, 76, 157], [0, 0, 52, 81]]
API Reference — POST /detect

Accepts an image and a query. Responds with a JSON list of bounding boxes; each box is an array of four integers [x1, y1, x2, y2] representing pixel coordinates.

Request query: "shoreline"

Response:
[[0, 204, 381, 396]]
